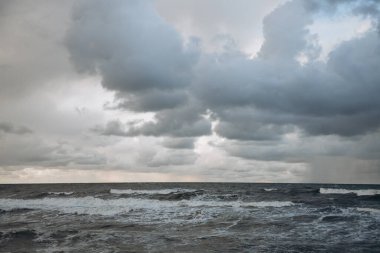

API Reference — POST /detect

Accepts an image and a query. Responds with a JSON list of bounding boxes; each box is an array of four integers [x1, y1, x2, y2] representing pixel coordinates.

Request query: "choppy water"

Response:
[[0, 183, 379, 252]]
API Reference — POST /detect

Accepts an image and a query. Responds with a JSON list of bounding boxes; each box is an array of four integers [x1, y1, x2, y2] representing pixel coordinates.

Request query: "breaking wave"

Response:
[[110, 188, 196, 195], [320, 188, 380, 196], [264, 188, 277, 192], [0, 197, 295, 217], [48, 192, 74, 196]]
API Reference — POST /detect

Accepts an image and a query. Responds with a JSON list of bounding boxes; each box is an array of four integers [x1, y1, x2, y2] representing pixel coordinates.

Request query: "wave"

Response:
[[110, 188, 196, 195], [240, 201, 294, 207], [186, 200, 294, 208], [263, 188, 277, 192], [0, 207, 34, 214], [0, 197, 295, 217], [2, 229, 37, 240], [48, 192, 74, 196], [320, 188, 380, 196], [356, 207, 380, 214], [20, 192, 74, 199]]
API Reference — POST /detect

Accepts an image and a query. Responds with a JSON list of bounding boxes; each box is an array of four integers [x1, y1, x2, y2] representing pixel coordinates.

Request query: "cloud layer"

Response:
[[66, 0, 380, 140], [1, 0, 380, 183]]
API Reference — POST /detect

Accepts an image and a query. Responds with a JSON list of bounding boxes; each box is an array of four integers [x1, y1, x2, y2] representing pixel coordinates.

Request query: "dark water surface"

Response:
[[0, 183, 379, 252]]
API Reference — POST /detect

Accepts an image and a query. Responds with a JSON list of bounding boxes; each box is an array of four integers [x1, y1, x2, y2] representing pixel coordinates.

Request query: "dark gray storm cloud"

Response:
[[66, 0, 199, 96], [63, 0, 380, 177], [66, 0, 207, 137], [224, 131, 380, 162], [67, 0, 380, 142], [0, 0, 379, 183], [116, 90, 188, 112], [95, 102, 211, 138], [193, 0, 380, 139]]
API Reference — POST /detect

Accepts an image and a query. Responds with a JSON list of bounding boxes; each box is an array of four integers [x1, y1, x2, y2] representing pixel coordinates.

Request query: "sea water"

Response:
[[0, 183, 379, 252]]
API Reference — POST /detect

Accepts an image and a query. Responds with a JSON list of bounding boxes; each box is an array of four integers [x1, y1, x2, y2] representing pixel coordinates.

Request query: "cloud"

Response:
[[1, 0, 380, 183], [116, 90, 189, 112], [353, 2, 380, 18], [93, 120, 129, 137], [0, 135, 106, 167], [0, 122, 32, 135], [144, 150, 197, 167], [154, 0, 284, 54], [307, 156, 380, 184], [65, 0, 211, 138], [0, 0, 75, 98], [259, 0, 313, 61], [65, 0, 380, 184], [96, 103, 211, 138], [66, 0, 199, 96], [194, 1, 380, 139], [224, 131, 380, 162], [67, 0, 380, 142], [161, 138, 195, 149], [213, 108, 295, 141]]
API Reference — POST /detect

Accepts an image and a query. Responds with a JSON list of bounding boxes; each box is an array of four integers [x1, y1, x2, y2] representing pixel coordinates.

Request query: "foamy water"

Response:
[[320, 188, 380, 196], [0, 197, 294, 217], [48, 191, 74, 195], [110, 188, 195, 195], [1, 183, 379, 252], [264, 188, 277, 192]]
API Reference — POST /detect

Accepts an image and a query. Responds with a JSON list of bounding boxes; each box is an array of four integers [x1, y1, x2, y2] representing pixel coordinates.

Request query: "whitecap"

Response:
[[241, 201, 294, 208], [48, 192, 74, 196], [0, 197, 295, 217], [320, 188, 380, 196], [263, 188, 277, 192], [109, 188, 196, 195]]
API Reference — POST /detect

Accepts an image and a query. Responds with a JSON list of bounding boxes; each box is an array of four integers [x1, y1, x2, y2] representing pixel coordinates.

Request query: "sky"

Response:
[[0, 0, 380, 184]]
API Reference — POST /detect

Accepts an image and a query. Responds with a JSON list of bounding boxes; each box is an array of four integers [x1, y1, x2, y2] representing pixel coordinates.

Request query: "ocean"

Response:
[[0, 183, 379, 252]]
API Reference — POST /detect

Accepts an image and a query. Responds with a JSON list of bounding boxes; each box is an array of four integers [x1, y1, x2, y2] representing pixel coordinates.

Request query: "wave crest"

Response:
[[48, 192, 74, 196], [110, 188, 195, 195], [320, 188, 380, 196], [0, 197, 295, 217]]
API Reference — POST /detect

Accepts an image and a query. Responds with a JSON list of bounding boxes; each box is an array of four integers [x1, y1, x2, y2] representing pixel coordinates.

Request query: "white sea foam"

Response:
[[48, 192, 74, 195], [0, 197, 295, 217], [320, 188, 380, 196], [110, 188, 195, 195], [184, 200, 294, 208], [264, 188, 277, 192], [242, 201, 294, 207]]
